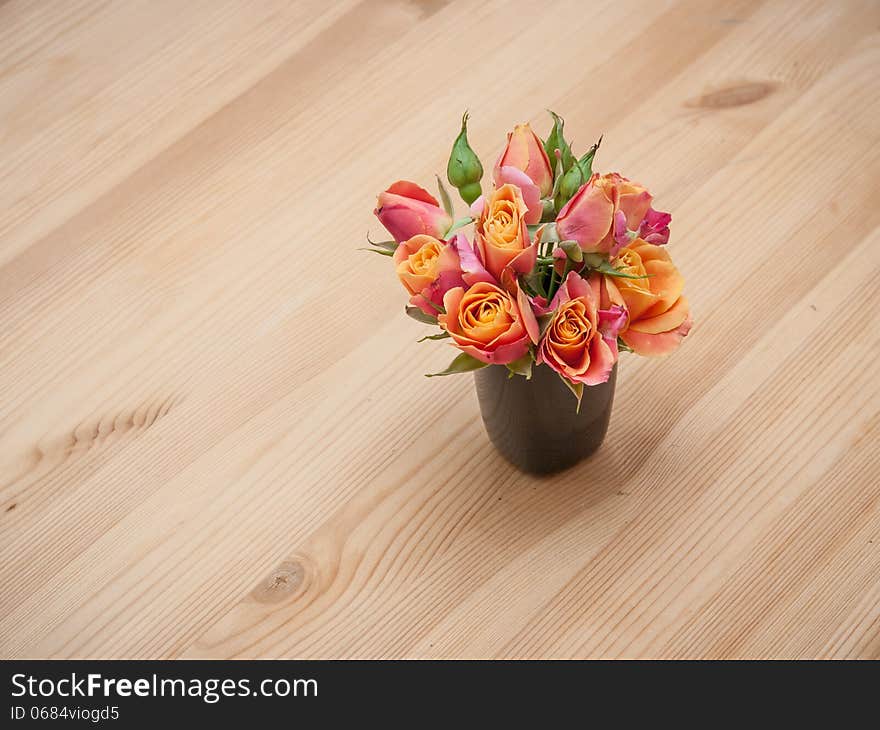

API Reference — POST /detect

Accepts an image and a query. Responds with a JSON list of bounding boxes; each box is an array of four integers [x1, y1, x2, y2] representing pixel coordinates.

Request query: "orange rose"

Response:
[[610, 238, 691, 355], [439, 281, 537, 364], [474, 183, 536, 283], [536, 272, 618, 386], [393, 234, 464, 316]]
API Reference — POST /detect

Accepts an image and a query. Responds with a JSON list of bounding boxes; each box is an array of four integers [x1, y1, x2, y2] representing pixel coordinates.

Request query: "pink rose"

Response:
[[555, 173, 653, 256], [493, 123, 554, 198], [536, 271, 621, 385], [374, 181, 453, 243]]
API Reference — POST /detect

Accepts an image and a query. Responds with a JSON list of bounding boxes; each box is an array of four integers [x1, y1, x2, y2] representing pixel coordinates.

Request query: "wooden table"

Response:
[[1, 0, 878, 660]]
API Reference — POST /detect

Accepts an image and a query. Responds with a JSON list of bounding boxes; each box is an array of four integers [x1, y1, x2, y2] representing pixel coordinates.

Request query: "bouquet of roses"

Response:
[[367, 111, 691, 409]]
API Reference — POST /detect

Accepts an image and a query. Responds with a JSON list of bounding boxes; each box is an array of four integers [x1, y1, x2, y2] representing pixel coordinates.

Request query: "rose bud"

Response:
[[374, 181, 453, 243], [494, 123, 554, 198], [446, 112, 484, 205], [554, 160, 585, 212]]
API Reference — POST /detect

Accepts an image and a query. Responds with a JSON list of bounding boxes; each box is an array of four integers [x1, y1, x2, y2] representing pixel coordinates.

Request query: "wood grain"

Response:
[[1, 0, 878, 659]]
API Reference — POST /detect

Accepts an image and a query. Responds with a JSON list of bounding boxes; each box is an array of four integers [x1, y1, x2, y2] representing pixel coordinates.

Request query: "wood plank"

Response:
[[0, 0, 878, 658]]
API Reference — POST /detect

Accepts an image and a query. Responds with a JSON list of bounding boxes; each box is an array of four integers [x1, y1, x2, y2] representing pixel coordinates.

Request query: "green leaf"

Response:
[[436, 175, 454, 218], [522, 269, 547, 299], [358, 247, 394, 256], [577, 134, 603, 179], [617, 338, 633, 353], [543, 110, 575, 177], [546, 263, 559, 301], [559, 374, 584, 413], [505, 353, 534, 379], [417, 332, 451, 342], [406, 306, 438, 325], [425, 352, 489, 377], [583, 253, 650, 279], [550, 149, 565, 200], [592, 259, 652, 280], [445, 216, 474, 238], [537, 313, 555, 336], [366, 233, 398, 252], [415, 296, 444, 314]]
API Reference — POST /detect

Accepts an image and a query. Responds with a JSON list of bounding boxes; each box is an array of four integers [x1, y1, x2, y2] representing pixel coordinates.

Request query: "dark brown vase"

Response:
[[473, 363, 616, 475]]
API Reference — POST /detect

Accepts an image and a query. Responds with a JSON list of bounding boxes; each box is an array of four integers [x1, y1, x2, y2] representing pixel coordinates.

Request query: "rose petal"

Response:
[[517, 283, 540, 344], [622, 313, 692, 356], [628, 296, 689, 335], [385, 180, 440, 206], [469, 195, 485, 219], [556, 179, 614, 251], [495, 165, 542, 224], [452, 233, 495, 286], [609, 209, 630, 258]]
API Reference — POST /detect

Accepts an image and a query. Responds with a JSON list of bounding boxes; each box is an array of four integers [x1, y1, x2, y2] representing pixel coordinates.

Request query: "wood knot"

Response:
[[686, 80, 778, 109], [250, 558, 311, 604]]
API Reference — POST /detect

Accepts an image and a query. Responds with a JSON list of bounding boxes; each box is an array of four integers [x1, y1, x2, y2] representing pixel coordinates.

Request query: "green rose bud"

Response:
[[458, 182, 482, 206], [543, 110, 575, 177], [577, 134, 603, 180], [447, 111, 483, 204], [555, 160, 585, 211]]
